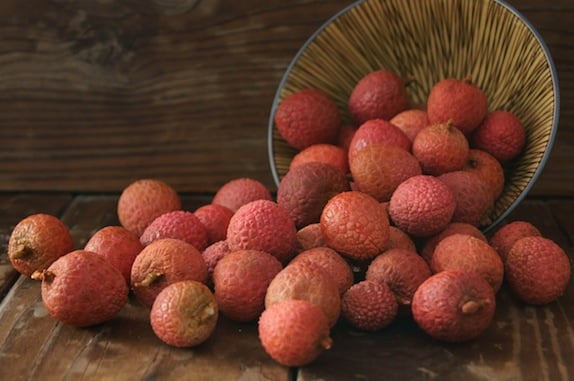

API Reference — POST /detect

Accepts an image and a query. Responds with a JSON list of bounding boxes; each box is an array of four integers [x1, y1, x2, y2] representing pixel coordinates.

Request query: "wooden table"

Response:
[[0, 194, 573, 381], [1, 0, 573, 380]]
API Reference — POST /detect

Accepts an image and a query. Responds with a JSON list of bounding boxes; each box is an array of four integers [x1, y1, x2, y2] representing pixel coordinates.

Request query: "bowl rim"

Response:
[[267, 0, 560, 232]]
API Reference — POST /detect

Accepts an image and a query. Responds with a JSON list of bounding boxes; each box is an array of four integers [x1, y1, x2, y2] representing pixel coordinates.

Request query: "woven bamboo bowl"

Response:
[[267, 0, 559, 232]]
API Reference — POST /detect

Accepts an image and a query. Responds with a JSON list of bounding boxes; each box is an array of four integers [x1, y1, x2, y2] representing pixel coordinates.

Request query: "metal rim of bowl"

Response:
[[267, 0, 560, 233]]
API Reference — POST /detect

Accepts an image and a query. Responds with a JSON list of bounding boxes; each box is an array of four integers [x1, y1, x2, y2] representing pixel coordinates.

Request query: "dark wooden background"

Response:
[[0, 0, 572, 195]]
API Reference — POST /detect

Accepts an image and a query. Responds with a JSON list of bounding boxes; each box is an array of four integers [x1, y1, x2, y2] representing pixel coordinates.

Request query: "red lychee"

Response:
[[274, 88, 341, 150], [140, 210, 209, 252], [471, 110, 526, 163], [463, 149, 506, 201], [341, 280, 398, 331], [290, 143, 349, 174], [348, 118, 411, 163], [489, 220, 542, 262], [390, 109, 430, 142], [212, 177, 272, 213], [193, 204, 234, 246]]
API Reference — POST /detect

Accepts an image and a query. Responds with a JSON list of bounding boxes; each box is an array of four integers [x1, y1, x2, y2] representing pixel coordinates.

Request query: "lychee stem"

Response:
[[138, 272, 163, 288], [31, 270, 55, 283], [461, 299, 489, 315], [321, 336, 333, 350], [9, 244, 34, 260]]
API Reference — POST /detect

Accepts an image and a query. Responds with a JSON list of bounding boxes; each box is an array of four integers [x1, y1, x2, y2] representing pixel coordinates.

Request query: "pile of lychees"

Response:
[[6, 69, 572, 368]]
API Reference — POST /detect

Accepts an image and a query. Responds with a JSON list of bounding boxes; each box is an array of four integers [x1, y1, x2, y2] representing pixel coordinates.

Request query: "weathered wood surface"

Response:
[[0, 194, 573, 381], [0, 0, 572, 194]]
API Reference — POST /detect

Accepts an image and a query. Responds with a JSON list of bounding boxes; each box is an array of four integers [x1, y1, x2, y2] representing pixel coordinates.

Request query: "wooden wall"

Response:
[[0, 0, 572, 195]]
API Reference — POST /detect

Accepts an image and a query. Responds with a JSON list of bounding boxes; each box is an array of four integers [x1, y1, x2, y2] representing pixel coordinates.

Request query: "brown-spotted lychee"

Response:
[[277, 162, 350, 229], [8, 213, 74, 278], [150, 280, 218, 348]]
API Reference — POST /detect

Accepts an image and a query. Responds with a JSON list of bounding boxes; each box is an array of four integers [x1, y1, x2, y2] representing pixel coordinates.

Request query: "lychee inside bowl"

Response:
[[267, 0, 559, 232]]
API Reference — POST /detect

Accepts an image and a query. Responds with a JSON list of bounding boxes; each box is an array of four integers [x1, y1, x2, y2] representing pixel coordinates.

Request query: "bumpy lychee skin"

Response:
[[265, 261, 341, 327], [8, 213, 74, 278], [258, 299, 333, 367], [350, 143, 422, 202], [348, 119, 412, 163], [226, 199, 298, 264], [277, 162, 350, 229], [117, 178, 181, 237], [296, 223, 325, 252], [201, 240, 231, 287], [290, 143, 349, 174], [130, 238, 208, 308], [390, 109, 430, 142], [212, 249, 282, 322], [84, 225, 143, 284], [140, 210, 209, 252], [290, 246, 354, 295], [505, 236, 571, 305], [426, 76, 488, 135], [341, 280, 398, 331], [437, 170, 493, 227], [366, 248, 432, 316], [420, 222, 487, 265], [348, 70, 409, 125], [463, 149, 506, 201], [412, 121, 470, 176], [389, 175, 456, 238], [150, 280, 218, 348], [212, 177, 272, 213], [320, 191, 390, 261], [412, 270, 496, 343], [194, 204, 234, 246], [471, 110, 526, 163], [386, 226, 417, 252], [274, 88, 341, 150], [432, 234, 504, 293], [32, 250, 129, 327], [489, 220, 541, 263]]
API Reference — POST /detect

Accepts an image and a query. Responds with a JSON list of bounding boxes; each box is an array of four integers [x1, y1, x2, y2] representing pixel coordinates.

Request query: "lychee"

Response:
[[201, 240, 231, 287], [320, 191, 390, 261], [277, 162, 350, 229], [212, 177, 272, 213], [412, 121, 470, 176], [274, 88, 341, 150], [289, 143, 349, 174], [296, 223, 325, 252], [505, 236, 571, 305], [117, 178, 181, 237], [420, 222, 487, 265], [258, 299, 332, 367], [426, 76, 488, 136], [193, 204, 234, 246], [390, 109, 430, 142], [348, 118, 411, 163], [471, 110, 526, 163], [8, 213, 74, 278], [412, 269, 496, 342], [348, 69, 409, 125], [349, 143, 422, 202], [463, 149, 506, 201], [489, 220, 541, 262], [341, 280, 398, 331], [226, 199, 298, 264], [140, 210, 209, 252], [388, 175, 456, 238]]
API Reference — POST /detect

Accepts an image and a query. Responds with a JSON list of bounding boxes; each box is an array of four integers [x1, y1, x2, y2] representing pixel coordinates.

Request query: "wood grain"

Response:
[[0, 0, 571, 195]]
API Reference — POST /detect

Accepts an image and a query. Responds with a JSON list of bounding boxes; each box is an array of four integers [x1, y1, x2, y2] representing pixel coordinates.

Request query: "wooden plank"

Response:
[[298, 198, 574, 381], [0, 193, 290, 381], [0, 0, 570, 195]]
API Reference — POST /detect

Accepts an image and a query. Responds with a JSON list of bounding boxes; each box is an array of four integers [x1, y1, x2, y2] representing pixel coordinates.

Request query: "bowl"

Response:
[[267, 0, 559, 232]]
